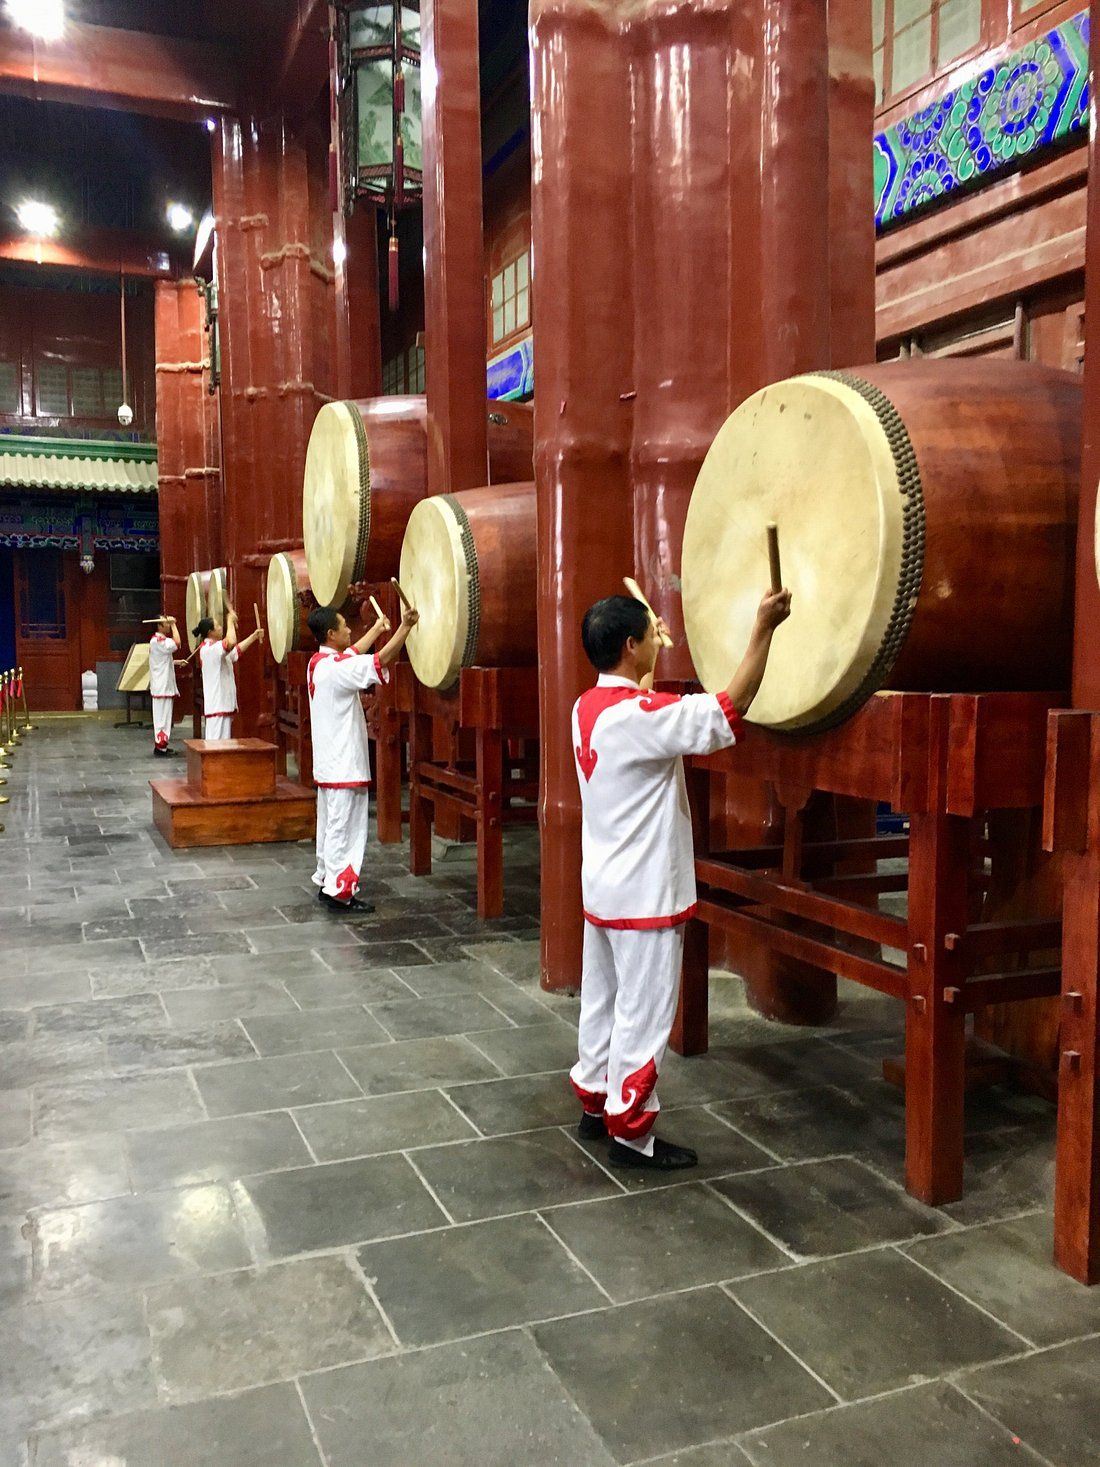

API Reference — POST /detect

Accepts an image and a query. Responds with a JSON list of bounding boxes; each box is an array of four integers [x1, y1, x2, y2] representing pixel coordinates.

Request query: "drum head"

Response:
[[266, 554, 299, 664], [682, 374, 919, 731], [185, 571, 209, 652], [399, 496, 472, 690], [304, 401, 367, 609], [206, 567, 228, 628]]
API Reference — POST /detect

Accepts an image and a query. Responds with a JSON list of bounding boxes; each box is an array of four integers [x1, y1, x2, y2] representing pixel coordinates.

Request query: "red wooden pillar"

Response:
[[334, 207, 382, 401], [827, 0, 877, 367], [213, 113, 336, 738], [154, 280, 223, 629]]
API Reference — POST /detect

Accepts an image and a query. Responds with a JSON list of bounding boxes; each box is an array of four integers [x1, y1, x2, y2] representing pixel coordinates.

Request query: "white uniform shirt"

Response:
[[199, 639, 240, 717], [572, 673, 742, 927], [148, 633, 179, 698], [307, 646, 388, 787]]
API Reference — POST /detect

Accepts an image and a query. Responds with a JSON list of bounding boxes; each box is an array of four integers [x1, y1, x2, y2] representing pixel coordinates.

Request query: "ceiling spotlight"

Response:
[[205, 118, 216, 133], [5, 0, 64, 40], [16, 200, 58, 237], [166, 203, 194, 233]]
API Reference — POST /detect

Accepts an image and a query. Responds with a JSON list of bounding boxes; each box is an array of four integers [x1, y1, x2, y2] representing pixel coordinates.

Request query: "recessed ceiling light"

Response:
[[5, 0, 63, 40], [16, 200, 58, 237], [205, 118, 216, 133], [166, 203, 194, 233]]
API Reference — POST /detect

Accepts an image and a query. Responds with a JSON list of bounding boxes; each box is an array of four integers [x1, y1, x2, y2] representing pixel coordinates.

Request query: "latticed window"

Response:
[[35, 360, 70, 417], [874, 0, 983, 106], [490, 251, 530, 347], [0, 361, 19, 414]]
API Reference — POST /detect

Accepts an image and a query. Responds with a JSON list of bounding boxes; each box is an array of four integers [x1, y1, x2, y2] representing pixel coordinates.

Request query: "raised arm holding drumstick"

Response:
[[148, 613, 182, 757], [192, 599, 264, 742]]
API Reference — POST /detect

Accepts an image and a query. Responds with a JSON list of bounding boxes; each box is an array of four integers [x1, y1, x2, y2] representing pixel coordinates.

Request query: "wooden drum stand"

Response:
[[401, 663, 539, 919], [676, 688, 1061, 1209]]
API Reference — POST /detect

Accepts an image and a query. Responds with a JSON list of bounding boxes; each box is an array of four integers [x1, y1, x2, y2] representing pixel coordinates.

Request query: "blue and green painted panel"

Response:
[[874, 9, 1089, 230], [487, 335, 533, 402]]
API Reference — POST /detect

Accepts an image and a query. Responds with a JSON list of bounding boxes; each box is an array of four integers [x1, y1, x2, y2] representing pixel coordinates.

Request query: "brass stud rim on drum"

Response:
[[441, 493, 482, 671], [346, 401, 372, 587]]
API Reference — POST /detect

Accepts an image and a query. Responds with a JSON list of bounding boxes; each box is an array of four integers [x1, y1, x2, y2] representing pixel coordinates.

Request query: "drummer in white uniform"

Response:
[[569, 587, 790, 1170], [148, 614, 183, 757], [193, 602, 264, 741], [307, 601, 418, 912]]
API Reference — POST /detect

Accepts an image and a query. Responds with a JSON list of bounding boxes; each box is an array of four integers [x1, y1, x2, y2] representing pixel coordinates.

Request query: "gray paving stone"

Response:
[[246, 924, 364, 954], [284, 966, 418, 1008], [338, 1034, 503, 1095], [0, 1031, 110, 1090], [713, 1157, 950, 1259], [105, 1021, 256, 1074], [240, 1152, 446, 1254], [242, 1004, 390, 1056], [732, 1249, 1021, 1400], [535, 1288, 830, 1462], [960, 1334, 1100, 1466], [142, 932, 252, 961], [29, 1184, 251, 1296], [147, 1255, 392, 1402], [126, 1112, 313, 1190], [360, 1212, 604, 1345], [91, 957, 220, 998], [160, 982, 298, 1024], [31, 1382, 324, 1467], [390, 957, 517, 997], [0, 1133, 130, 1215], [445, 1072, 585, 1135], [368, 991, 515, 1041], [941, 1127, 1056, 1227], [206, 950, 334, 985], [0, 1089, 32, 1148], [740, 1381, 1046, 1467], [192, 1052, 362, 1117], [712, 1084, 899, 1166], [544, 1182, 787, 1301], [28, 993, 167, 1037], [34, 1073, 205, 1139], [293, 1090, 478, 1161], [301, 1330, 617, 1467], [462, 939, 540, 982], [0, 969, 94, 1010], [464, 1020, 579, 1077]]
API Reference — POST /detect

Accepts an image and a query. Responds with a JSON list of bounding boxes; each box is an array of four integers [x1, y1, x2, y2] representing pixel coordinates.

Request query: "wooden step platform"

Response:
[[151, 738, 314, 848]]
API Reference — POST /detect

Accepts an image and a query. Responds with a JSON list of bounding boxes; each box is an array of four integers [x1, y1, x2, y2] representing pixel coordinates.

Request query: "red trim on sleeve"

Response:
[[583, 903, 698, 930], [373, 652, 390, 683], [715, 691, 743, 737]]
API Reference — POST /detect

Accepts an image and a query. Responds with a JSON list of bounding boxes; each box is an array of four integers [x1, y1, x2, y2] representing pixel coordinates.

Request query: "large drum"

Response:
[[206, 567, 228, 629], [185, 569, 214, 651], [303, 396, 534, 609], [682, 360, 1080, 733], [266, 550, 314, 664], [398, 481, 536, 689]]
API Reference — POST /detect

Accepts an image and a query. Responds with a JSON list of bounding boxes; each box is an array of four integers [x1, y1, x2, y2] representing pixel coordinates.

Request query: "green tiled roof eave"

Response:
[[0, 437, 158, 495]]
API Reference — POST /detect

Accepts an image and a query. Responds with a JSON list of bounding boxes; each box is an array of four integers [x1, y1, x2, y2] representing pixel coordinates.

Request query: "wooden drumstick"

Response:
[[767, 523, 782, 594], [391, 577, 413, 611], [253, 602, 261, 629], [623, 577, 674, 648], [369, 594, 388, 624]]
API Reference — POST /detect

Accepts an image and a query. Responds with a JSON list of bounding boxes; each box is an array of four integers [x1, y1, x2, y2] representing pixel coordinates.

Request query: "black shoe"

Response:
[[608, 1137, 698, 1171], [577, 1112, 607, 1141], [319, 891, 375, 914], [153, 746, 167, 757], [162, 746, 179, 757]]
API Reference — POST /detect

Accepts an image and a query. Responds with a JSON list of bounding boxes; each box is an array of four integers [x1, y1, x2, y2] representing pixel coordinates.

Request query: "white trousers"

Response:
[[569, 920, 685, 1144], [152, 697, 174, 749], [203, 715, 233, 741], [313, 787, 371, 900]]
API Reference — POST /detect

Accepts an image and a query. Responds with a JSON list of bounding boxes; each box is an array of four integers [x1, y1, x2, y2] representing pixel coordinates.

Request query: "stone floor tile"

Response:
[[142, 933, 252, 961], [0, 1032, 110, 1090], [337, 1034, 502, 1095], [300, 1329, 617, 1467], [369, 991, 515, 1042], [206, 950, 334, 986], [29, 1184, 251, 1296], [0, 1089, 32, 1148], [713, 1157, 950, 1259], [534, 1288, 830, 1463], [390, 957, 517, 997], [444, 1072, 582, 1136], [903, 1210, 1100, 1346], [739, 1380, 1047, 1467], [31, 1381, 324, 1467], [360, 1212, 604, 1345], [242, 1005, 390, 1057], [0, 969, 94, 1010], [940, 1127, 1056, 1227], [29, 993, 167, 1037], [0, 1215, 31, 1303], [293, 1090, 478, 1161], [160, 982, 298, 1024], [959, 1334, 1100, 1466], [34, 1072, 205, 1139], [146, 1255, 392, 1402], [575, 1108, 777, 1189], [0, 1290, 156, 1438], [462, 939, 540, 982], [105, 1021, 256, 1074], [347, 938, 435, 967], [0, 1133, 130, 1215], [411, 1128, 623, 1223], [543, 1182, 787, 1302], [712, 1084, 898, 1166], [732, 1249, 1021, 1400], [239, 1152, 446, 1254], [464, 1020, 580, 1078], [192, 1052, 361, 1117], [126, 1112, 312, 1190], [246, 924, 363, 954], [634, 1444, 753, 1466], [284, 966, 418, 1008]]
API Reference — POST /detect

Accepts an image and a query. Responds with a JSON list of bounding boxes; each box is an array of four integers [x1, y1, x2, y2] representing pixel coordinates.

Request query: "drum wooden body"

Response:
[[266, 550, 314, 664], [399, 481, 537, 689], [683, 360, 1080, 733], [185, 570, 214, 651], [303, 395, 534, 609], [206, 567, 228, 629]]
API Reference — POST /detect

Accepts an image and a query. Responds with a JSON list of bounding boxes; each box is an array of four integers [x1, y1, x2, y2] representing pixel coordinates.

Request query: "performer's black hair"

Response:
[[308, 604, 341, 645], [193, 617, 215, 640], [581, 596, 651, 671]]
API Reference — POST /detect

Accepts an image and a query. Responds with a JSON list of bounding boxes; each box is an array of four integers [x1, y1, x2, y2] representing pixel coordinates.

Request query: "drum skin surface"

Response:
[[399, 481, 537, 689], [185, 571, 212, 652], [682, 359, 1080, 733], [267, 550, 312, 664], [303, 395, 533, 609], [206, 567, 228, 629]]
